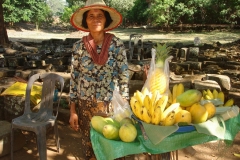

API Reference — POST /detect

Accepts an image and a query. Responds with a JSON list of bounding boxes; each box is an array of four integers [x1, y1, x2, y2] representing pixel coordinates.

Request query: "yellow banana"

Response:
[[135, 90, 144, 106], [130, 96, 138, 116], [212, 89, 219, 99], [151, 107, 162, 125], [176, 83, 184, 97], [155, 95, 169, 112], [217, 91, 225, 103], [204, 94, 212, 100], [168, 89, 173, 104], [162, 103, 180, 120], [151, 90, 161, 107], [143, 95, 152, 111], [134, 101, 143, 120], [142, 87, 150, 98], [202, 90, 207, 97], [234, 153, 240, 158], [161, 111, 176, 126], [172, 84, 178, 103], [206, 89, 214, 99], [224, 98, 234, 107], [141, 107, 151, 123]]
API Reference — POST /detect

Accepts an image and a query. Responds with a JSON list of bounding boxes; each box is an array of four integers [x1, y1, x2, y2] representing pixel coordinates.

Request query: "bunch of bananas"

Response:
[[202, 89, 234, 107], [130, 87, 180, 126]]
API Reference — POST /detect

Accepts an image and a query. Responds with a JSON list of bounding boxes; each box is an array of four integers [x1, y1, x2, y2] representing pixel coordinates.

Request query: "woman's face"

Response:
[[86, 9, 106, 33]]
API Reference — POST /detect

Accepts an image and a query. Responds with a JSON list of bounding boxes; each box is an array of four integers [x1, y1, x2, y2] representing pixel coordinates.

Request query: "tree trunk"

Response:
[[0, 0, 9, 45]]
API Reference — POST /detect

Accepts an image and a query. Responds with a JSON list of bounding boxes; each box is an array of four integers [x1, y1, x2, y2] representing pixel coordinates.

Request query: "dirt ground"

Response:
[[1, 24, 240, 160]]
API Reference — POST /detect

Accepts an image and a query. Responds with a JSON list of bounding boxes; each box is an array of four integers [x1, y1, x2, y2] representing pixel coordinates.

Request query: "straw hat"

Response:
[[70, 0, 122, 32]]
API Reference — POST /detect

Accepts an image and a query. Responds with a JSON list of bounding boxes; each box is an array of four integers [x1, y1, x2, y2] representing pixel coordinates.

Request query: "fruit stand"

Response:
[[90, 43, 240, 160], [90, 113, 240, 160]]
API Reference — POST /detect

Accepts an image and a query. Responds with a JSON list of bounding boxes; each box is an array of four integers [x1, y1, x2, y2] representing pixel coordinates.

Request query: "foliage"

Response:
[[3, 0, 53, 29], [125, 0, 148, 26], [46, 0, 66, 16], [58, 1, 84, 25]]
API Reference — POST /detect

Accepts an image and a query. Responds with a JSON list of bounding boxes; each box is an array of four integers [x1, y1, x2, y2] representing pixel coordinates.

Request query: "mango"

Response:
[[190, 103, 208, 124], [203, 102, 216, 119], [102, 124, 120, 140], [176, 89, 202, 107]]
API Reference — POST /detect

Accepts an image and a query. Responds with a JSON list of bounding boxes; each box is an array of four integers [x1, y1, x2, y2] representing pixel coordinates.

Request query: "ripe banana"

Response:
[[151, 90, 161, 107], [224, 98, 234, 107], [151, 107, 162, 125], [168, 89, 173, 104], [143, 95, 152, 111], [155, 95, 169, 112], [161, 111, 176, 126], [202, 90, 207, 97], [206, 89, 214, 99], [134, 101, 143, 121], [234, 153, 240, 158], [161, 103, 180, 120], [142, 87, 151, 98], [217, 91, 225, 103], [141, 107, 151, 123], [172, 84, 178, 103], [135, 90, 144, 106], [130, 96, 138, 116], [212, 89, 219, 99], [176, 83, 184, 97]]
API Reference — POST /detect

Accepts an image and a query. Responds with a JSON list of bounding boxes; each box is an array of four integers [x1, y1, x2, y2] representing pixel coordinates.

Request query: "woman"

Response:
[[69, 0, 129, 159]]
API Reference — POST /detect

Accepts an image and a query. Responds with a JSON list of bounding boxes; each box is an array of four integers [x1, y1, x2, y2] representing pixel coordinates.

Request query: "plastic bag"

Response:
[[142, 47, 173, 95], [112, 90, 132, 122]]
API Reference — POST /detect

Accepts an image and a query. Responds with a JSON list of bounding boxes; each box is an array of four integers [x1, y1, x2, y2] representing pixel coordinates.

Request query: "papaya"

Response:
[[176, 89, 202, 107]]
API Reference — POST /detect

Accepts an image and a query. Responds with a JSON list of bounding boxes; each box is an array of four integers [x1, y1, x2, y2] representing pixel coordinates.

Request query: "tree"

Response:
[[0, 0, 9, 45], [3, 0, 53, 30]]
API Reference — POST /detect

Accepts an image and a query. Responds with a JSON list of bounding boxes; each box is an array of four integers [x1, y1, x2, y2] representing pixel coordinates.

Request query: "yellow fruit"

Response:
[[120, 117, 133, 126], [175, 110, 192, 125], [176, 83, 184, 97], [217, 91, 225, 103], [149, 68, 167, 94], [91, 116, 120, 134], [212, 89, 219, 99], [206, 89, 214, 99], [176, 89, 202, 107], [161, 111, 176, 126], [91, 116, 108, 133], [119, 123, 137, 142], [102, 124, 120, 140], [224, 98, 234, 107], [172, 84, 178, 103], [203, 102, 216, 119], [149, 43, 170, 95], [190, 103, 208, 124]]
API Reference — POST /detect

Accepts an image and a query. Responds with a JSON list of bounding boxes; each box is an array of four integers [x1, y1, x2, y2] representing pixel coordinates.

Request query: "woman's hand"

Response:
[[69, 112, 79, 131]]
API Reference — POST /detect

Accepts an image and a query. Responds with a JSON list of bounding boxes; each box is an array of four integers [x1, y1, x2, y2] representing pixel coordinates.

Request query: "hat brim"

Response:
[[70, 5, 122, 32]]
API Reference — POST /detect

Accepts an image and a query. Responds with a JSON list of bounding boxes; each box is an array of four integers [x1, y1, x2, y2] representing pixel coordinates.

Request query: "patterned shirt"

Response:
[[69, 35, 129, 102]]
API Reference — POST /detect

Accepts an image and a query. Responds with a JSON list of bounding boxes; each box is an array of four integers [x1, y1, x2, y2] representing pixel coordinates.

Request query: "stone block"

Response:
[[206, 74, 231, 91], [194, 80, 221, 91], [187, 47, 199, 61], [0, 121, 25, 157]]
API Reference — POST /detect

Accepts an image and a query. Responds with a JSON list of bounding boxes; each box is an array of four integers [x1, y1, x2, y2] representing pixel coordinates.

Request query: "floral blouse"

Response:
[[69, 35, 129, 102]]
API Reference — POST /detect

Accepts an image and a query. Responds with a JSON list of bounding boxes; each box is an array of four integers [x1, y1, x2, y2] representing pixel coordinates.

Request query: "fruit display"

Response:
[[91, 116, 137, 142], [129, 81, 237, 125], [201, 89, 234, 107]]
